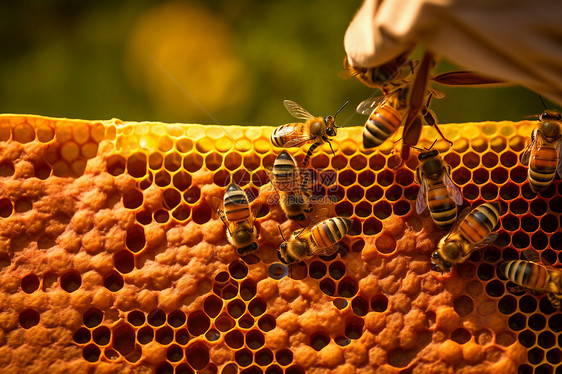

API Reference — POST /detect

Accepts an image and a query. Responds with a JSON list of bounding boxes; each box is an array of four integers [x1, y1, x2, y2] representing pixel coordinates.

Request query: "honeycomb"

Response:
[[0, 113, 559, 373]]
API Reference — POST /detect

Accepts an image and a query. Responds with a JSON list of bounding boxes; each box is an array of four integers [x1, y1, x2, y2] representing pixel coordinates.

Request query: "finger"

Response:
[[344, 0, 415, 68]]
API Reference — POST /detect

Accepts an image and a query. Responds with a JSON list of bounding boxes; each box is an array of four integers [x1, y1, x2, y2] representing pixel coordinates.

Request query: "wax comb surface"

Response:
[[0, 114, 557, 373]]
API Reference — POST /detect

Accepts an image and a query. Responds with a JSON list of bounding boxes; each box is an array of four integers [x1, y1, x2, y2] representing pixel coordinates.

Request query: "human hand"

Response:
[[344, 0, 562, 105]]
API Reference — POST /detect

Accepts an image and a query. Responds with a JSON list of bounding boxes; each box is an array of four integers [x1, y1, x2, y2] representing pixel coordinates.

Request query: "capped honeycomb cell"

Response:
[[0, 114, 556, 372]]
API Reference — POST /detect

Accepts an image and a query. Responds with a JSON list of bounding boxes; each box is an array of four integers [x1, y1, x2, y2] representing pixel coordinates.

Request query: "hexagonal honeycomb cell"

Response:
[[0, 113, 559, 373]]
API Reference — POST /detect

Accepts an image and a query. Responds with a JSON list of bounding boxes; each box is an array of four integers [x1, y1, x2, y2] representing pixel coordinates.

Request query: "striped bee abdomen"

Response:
[[271, 123, 304, 147], [529, 146, 558, 191], [427, 184, 457, 229], [223, 183, 250, 223], [311, 217, 351, 248], [502, 260, 550, 291], [272, 150, 300, 191], [459, 202, 500, 245], [362, 104, 401, 149]]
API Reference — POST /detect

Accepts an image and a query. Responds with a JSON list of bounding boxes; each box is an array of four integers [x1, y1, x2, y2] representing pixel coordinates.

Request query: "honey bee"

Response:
[[356, 88, 406, 149], [342, 51, 411, 89], [356, 83, 443, 150], [271, 100, 348, 167], [213, 183, 261, 256], [520, 110, 562, 193], [268, 150, 312, 221], [431, 202, 500, 272], [415, 148, 463, 230], [278, 209, 351, 264], [370, 51, 503, 165], [501, 249, 562, 309]]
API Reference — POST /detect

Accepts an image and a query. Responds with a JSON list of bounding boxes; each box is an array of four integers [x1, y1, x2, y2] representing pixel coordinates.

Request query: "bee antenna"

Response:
[[411, 146, 425, 151], [334, 100, 349, 119], [538, 94, 548, 110], [278, 225, 286, 241], [427, 139, 438, 150]]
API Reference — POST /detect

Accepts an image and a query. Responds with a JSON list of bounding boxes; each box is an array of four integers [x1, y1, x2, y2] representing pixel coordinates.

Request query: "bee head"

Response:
[[431, 251, 452, 273], [325, 100, 349, 136], [278, 241, 293, 264], [324, 115, 337, 137], [237, 242, 258, 256], [539, 118, 561, 140], [418, 149, 439, 161], [540, 110, 562, 122]]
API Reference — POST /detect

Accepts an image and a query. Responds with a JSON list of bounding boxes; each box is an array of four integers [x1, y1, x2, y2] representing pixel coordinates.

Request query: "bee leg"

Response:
[[303, 142, 321, 167], [548, 293, 562, 309], [323, 137, 336, 156], [300, 171, 310, 192], [217, 209, 229, 230], [394, 145, 411, 170], [424, 109, 452, 146]]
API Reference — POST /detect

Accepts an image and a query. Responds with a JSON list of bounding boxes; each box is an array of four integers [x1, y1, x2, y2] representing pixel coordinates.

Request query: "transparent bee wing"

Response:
[[470, 233, 499, 252], [311, 243, 340, 257], [283, 100, 316, 120], [250, 199, 263, 224], [442, 172, 464, 206], [356, 96, 386, 115], [281, 134, 317, 148], [338, 69, 355, 80], [295, 208, 330, 239], [520, 131, 538, 165], [415, 178, 428, 214], [556, 139, 562, 179], [528, 250, 561, 272], [266, 173, 281, 198], [521, 248, 541, 263], [444, 206, 471, 239], [428, 88, 445, 99], [272, 125, 316, 148], [212, 196, 232, 236], [211, 196, 224, 220], [520, 143, 533, 165]]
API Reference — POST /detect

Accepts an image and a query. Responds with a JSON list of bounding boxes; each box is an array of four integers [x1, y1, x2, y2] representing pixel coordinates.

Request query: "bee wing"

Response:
[[556, 139, 562, 179], [520, 133, 538, 165], [469, 233, 499, 252], [250, 199, 263, 224], [295, 207, 330, 239], [428, 88, 445, 100], [356, 96, 385, 115], [265, 168, 281, 195], [415, 178, 428, 214], [442, 172, 464, 206], [272, 125, 316, 147], [211, 196, 224, 220], [284, 100, 316, 120], [338, 68, 356, 80], [522, 249, 541, 263], [281, 134, 317, 148], [523, 249, 560, 271], [443, 206, 471, 239], [212, 196, 231, 235], [310, 243, 340, 257]]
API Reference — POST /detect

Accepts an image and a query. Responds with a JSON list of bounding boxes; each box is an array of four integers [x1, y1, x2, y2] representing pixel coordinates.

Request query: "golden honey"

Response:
[[0, 114, 557, 373]]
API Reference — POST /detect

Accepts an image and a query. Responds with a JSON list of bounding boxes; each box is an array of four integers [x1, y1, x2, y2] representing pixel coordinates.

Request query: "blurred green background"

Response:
[[0, 0, 555, 127]]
